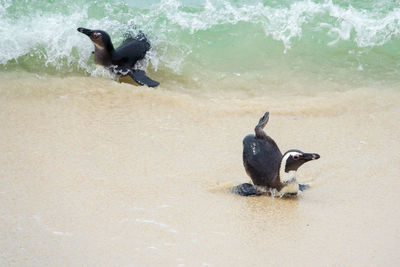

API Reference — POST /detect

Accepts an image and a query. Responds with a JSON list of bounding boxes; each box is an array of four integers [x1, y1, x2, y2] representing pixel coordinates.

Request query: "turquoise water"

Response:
[[0, 0, 399, 89]]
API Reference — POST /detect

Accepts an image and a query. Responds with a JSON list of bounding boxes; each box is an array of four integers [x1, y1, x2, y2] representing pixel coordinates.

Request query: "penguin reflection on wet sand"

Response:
[[233, 112, 320, 197], [77, 27, 159, 87]]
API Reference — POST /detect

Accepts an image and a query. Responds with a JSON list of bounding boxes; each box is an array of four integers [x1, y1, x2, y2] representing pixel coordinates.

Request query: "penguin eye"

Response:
[[293, 154, 300, 160], [93, 33, 101, 39]]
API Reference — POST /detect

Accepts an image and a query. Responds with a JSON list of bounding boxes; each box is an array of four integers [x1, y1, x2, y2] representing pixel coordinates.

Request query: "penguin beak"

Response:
[[77, 27, 92, 37], [301, 153, 320, 161]]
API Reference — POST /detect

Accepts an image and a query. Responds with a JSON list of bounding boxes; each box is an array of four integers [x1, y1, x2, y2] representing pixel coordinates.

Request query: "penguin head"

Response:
[[77, 27, 114, 51], [279, 150, 320, 185], [282, 150, 320, 173]]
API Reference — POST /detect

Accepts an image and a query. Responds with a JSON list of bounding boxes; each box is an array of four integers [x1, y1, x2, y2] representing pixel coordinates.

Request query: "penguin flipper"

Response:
[[232, 183, 260, 196], [122, 32, 150, 51], [128, 69, 159, 87]]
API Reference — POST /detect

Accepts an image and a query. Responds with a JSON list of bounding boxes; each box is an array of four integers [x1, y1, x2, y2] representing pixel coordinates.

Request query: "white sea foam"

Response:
[[138, 0, 400, 50]]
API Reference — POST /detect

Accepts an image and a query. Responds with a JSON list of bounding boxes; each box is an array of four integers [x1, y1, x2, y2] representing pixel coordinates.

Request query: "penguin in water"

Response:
[[77, 27, 159, 87], [232, 112, 320, 197]]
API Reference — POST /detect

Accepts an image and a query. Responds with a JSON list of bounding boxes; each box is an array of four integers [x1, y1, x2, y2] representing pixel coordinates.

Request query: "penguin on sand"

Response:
[[233, 112, 320, 197], [77, 27, 159, 87]]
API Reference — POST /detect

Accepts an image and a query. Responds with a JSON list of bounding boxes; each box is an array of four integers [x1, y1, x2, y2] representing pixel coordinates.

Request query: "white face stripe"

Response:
[[279, 151, 302, 195], [279, 152, 302, 180]]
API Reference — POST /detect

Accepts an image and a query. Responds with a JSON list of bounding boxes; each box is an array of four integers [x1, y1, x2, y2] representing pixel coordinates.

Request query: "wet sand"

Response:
[[1, 74, 400, 266]]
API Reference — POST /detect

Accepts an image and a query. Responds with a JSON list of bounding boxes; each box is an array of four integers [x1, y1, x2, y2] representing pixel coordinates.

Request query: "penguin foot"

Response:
[[232, 183, 260, 196], [257, 112, 270, 129], [254, 112, 270, 139], [128, 69, 159, 87], [299, 184, 310, 191]]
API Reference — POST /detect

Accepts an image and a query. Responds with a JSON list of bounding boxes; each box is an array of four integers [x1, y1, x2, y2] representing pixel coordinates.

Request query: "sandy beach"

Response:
[[1, 73, 399, 266]]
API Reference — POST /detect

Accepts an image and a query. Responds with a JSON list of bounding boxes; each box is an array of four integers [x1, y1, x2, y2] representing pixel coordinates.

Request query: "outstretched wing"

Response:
[[113, 32, 151, 68], [122, 31, 150, 47]]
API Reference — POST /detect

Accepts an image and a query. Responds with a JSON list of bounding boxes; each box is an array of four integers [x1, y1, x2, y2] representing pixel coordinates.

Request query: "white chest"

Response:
[[279, 170, 299, 196]]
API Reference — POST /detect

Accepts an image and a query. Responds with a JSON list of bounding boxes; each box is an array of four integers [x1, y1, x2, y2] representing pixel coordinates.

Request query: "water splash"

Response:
[[0, 0, 398, 85]]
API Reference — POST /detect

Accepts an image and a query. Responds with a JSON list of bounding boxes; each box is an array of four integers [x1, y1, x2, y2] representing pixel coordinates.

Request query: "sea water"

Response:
[[0, 0, 399, 92]]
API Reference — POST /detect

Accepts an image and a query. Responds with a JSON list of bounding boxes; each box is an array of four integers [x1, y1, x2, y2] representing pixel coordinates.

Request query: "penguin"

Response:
[[77, 27, 159, 87], [232, 112, 320, 197]]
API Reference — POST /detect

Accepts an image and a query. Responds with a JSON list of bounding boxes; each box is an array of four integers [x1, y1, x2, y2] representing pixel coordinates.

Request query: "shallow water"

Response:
[[1, 73, 400, 265]]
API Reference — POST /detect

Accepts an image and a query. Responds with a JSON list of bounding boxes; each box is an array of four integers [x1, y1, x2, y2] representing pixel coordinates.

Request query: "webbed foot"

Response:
[[129, 69, 159, 87], [254, 112, 270, 139], [257, 112, 269, 129], [299, 184, 310, 191]]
